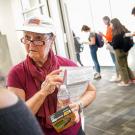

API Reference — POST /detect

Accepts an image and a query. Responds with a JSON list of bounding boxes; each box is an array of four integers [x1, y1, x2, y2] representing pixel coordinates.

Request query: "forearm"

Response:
[[132, 33, 135, 36], [103, 34, 107, 39], [79, 82, 96, 108], [26, 89, 47, 115], [84, 41, 95, 45], [82, 41, 90, 45]]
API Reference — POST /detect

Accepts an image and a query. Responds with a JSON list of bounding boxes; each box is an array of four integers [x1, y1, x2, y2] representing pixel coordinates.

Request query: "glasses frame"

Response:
[[21, 33, 53, 46]]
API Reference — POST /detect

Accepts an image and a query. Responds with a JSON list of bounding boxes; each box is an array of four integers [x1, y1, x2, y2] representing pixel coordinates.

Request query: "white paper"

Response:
[[59, 66, 92, 101]]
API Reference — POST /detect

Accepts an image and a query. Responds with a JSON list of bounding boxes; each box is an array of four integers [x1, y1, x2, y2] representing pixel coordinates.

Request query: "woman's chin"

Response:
[[29, 54, 39, 61]]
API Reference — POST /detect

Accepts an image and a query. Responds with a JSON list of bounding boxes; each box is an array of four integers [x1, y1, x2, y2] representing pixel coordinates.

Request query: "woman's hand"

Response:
[[69, 102, 80, 123], [41, 69, 63, 96]]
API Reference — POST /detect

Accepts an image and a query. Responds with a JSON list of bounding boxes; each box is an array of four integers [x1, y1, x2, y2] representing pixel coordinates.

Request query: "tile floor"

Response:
[[84, 67, 135, 135]]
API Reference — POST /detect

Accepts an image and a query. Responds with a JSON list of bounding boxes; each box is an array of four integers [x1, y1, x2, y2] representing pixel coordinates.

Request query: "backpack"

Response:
[[95, 33, 104, 48]]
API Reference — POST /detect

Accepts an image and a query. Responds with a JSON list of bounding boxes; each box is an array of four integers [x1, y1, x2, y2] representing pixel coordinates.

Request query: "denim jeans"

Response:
[[89, 45, 100, 73], [110, 51, 120, 77], [108, 42, 120, 76], [110, 52, 116, 64], [109, 42, 116, 64]]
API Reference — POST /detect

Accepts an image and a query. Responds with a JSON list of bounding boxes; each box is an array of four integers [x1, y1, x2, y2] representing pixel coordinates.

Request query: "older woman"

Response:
[[7, 15, 96, 135]]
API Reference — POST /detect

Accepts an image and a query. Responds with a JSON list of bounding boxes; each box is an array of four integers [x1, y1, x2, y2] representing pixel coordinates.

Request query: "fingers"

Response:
[[41, 78, 62, 90], [69, 102, 79, 112], [41, 81, 56, 95], [45, 75, 63, 89], [74, 111, 80, 123], [41, 69, 66, 95], [41, 73, 63, 95], [69, 103, 80, 123], [48, 85, 56, 94], [47, 75, 63, 83], [49, 69, 62, 76]]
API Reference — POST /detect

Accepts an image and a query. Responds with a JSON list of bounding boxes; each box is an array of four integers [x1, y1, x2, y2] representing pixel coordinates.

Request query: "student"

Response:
[[73, 31, 83, 66], [131, 7, 135, 16], [99, 16, 120, 82], [131, 7, 135, 36], [111, 18, 135, 86], [81, 25, 101, 79]]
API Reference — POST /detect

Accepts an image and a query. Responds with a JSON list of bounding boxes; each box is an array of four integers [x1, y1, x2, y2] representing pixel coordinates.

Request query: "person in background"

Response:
[[131, 7, 135, 16], [7, 15, 96, 135], [81, 25, 101, 79], [0, 88, 44, 135], [72, 31, 83, 66], [99, 16, 120, 82], [131, 7, 135, 36], [111, 18, 135, 86]]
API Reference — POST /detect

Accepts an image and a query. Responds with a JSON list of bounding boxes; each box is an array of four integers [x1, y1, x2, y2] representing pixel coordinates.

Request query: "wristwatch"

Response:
[[77, 101, 84, 113]]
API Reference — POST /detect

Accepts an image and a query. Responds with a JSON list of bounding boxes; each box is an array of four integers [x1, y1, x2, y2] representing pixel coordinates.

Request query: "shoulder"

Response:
[[108, 26, 112, 30], [56, 55, 77, 67], [90, 32, 96, 37], [0, 89, 18, 109], [8, 61, 25, 76], [114, 33, 124, 39], [7, 61, 26, 89]]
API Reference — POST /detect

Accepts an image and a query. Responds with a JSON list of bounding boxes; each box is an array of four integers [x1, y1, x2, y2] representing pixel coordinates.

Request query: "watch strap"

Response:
[[77, 101, 84, 113]]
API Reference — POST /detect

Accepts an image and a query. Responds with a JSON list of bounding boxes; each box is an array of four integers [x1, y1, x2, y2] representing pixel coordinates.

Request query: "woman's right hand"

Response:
[[41, 69, 63, 96]]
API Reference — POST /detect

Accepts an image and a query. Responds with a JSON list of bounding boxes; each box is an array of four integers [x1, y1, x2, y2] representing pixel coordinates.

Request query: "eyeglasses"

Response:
[[21, 33, 53, 46]]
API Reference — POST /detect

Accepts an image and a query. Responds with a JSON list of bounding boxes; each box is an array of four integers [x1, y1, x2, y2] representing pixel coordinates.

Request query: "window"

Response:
[[20, 0, 48, 19], [21, 0, 40, 11]]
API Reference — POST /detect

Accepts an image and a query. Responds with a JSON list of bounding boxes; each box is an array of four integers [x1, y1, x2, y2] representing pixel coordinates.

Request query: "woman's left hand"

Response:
[[69, 102, 80, 123]]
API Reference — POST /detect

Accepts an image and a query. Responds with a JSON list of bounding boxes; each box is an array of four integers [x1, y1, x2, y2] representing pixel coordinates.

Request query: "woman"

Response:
[[131, 7, 135, 16], [111, 18, 135, 86], [81, 25, 101, 79], [7, 15, 96, 135], [99, 16, 120, 82]]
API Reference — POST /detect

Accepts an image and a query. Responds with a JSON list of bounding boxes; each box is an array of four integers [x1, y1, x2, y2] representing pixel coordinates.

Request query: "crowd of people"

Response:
[[74, 8, 135, 87]]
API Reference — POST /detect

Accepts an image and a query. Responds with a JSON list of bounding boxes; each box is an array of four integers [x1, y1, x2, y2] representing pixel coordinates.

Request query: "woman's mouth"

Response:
[[29, 50, 37, 52]]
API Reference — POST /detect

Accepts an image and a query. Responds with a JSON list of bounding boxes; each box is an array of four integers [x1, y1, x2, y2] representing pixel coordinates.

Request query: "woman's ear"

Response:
[[48, 35, 55, 50], [50, 35, 55, 46]]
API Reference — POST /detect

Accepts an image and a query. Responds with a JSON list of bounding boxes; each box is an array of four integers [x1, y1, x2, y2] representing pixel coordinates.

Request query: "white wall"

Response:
[[0, 0, 25, 66], [110, 0, 135, 31]]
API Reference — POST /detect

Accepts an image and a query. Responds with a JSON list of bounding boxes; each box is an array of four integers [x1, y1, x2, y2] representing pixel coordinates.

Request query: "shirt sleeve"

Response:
[[7, 67, 25, 90]]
